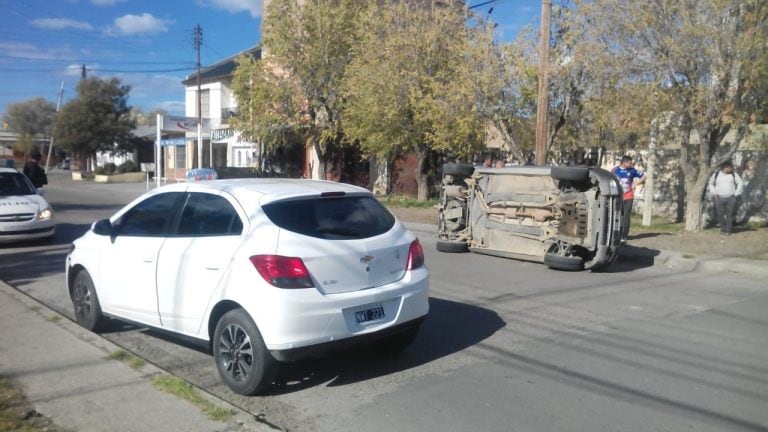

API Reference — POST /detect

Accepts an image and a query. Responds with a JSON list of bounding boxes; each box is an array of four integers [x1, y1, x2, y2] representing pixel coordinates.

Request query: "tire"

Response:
[[550, 166, 589, 182], [70, 270, 105, 332], [373, 325, 420, 355], [544, 253, 584, 271], [436, 239, 469, 253], [213, 309, 278, 396], [443, 163, 475, 178]]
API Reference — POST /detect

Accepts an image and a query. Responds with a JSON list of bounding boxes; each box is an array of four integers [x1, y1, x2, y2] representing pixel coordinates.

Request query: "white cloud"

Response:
[[155, 100, 186, 115], [106, 13, 173, 36], [0, 42, 76, 61], [90, 0, 126, 5], [32, 18, 94, 31], [197, 0, 262, 18]]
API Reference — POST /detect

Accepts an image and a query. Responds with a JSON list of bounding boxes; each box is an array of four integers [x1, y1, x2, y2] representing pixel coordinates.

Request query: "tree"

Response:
[[342, 2, 493, 199], [231, 0, 368, 178], [54, 77, 135, 169], [2, 97, 56, 158], [574, 0, 768, 231]]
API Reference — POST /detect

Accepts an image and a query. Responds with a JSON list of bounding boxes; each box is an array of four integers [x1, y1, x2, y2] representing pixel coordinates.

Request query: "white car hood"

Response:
[[0, 194, 48, 215]]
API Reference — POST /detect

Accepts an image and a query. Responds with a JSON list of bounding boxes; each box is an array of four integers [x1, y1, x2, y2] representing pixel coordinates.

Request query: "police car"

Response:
[[0, 167, 55, 243]]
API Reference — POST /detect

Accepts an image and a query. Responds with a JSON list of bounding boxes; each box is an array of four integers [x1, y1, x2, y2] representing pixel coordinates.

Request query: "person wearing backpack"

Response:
[[707, 160, 744, 236]]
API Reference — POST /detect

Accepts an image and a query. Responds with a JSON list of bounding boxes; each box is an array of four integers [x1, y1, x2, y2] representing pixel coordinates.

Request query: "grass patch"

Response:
[[378, 195, 437, 209], [152, 376, 233, 422], [45, 315, 60, 323], [682, 253, 696, 259], [629, 215, 687, 234], [26, 306, 40, 313], [107, 350, 145, 370], [0, 378, 60, 432]]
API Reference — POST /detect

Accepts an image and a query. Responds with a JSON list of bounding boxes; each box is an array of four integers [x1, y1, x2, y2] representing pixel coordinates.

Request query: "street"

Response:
[[1, 172, 767, 432]]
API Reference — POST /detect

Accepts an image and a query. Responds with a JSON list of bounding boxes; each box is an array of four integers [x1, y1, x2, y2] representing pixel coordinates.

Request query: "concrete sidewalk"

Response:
[[0, 281, 267, 432]]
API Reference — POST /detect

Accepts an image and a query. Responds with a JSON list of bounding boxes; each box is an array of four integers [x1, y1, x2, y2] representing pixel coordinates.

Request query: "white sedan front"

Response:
[[0, 167, 55, 243]]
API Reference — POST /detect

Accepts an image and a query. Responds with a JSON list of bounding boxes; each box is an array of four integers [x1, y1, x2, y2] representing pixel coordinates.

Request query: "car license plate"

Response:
[[355, 304, 385, 324]]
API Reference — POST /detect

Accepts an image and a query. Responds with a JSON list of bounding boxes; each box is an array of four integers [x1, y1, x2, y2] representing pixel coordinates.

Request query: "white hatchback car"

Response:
[[0, 167, 55, 243], [66, 179, 429, 395]]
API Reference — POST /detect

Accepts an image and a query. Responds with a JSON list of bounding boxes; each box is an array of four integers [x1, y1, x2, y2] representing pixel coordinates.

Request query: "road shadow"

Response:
[[0, 223, 89, 287], [630, 232, 673, 240], [266, 297, 506, 395], [594, 245, 661, 273]]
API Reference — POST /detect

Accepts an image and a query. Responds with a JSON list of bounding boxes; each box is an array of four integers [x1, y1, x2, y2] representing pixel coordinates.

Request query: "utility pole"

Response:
[[81, 64, 87, 79], [534, 0, 551, 166], [44, 82, 64, 173], [193, 24, 203, 168]]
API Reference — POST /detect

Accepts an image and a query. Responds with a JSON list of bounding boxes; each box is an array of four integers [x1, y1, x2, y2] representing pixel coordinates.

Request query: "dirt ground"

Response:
[[388, 207, 768, 260]]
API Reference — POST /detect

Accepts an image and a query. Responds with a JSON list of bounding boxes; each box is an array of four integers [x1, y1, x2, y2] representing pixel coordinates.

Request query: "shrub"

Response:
[[95, 162, 117, 175], [117, 160, 137, 173]]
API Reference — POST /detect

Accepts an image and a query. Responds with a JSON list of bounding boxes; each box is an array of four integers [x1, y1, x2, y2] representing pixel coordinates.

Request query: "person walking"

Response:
[[708, 160, 744, 236], [612, 155, 646, 243], [23, 153, 48, 189]]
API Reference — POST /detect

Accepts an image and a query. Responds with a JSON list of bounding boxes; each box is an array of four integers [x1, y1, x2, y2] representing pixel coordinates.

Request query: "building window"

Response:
[[175, 145, 186, 169]]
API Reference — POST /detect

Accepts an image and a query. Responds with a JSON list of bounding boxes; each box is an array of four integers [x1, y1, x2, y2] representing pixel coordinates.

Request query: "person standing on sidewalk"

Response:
[[708, 160, 744, 236], [612, 155, 646, 243]]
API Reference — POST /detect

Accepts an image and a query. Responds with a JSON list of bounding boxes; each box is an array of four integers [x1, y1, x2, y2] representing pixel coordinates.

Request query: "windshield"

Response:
[[0, 172, 37, 196]]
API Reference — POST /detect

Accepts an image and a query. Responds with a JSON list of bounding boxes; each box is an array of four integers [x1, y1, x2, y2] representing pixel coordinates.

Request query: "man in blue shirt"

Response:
[[612, 155, 646, 243]]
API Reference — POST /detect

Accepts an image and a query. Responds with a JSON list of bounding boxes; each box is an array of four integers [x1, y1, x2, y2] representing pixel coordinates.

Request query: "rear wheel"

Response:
[[443, 163, 475, 178], [436, 239, 469, 253], [213, 309, 278, 395], [544, 253, 584, 271], [373, 325, 420, 355], [551, 166, 590, 182], [70, 270, 104, 332]]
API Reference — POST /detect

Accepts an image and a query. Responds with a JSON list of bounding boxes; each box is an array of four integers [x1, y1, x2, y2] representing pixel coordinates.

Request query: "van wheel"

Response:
[[70, 270, 105, 332], [544, 253, 584, 271], [213, 309, 278, 395], [551, 166, 589, 182], [436, 240, 469, 253]]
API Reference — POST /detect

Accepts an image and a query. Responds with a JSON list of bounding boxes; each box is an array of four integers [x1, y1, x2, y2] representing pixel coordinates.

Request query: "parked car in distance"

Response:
[[436, 164, 623, 271], [0, 167, 55, 243], [66, 179, 429, 395]]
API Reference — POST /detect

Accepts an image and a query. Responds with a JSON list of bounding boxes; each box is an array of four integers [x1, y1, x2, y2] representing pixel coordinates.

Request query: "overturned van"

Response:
[[436, 164, 623, 271]]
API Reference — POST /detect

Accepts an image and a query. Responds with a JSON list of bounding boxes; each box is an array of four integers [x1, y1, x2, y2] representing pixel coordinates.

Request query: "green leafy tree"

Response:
[[54, 77, 136, 169], [231, 0, 368, 178], [575, 0, 768, 231], [2, 97, 56, 158], [342, 2, 493, 199]]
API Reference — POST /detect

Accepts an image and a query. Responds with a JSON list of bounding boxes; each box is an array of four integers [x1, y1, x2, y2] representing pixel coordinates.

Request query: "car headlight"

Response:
[[37, 208, 53, 220]]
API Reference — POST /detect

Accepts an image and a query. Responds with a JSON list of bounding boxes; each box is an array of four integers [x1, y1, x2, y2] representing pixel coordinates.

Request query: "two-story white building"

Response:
[[175, 46, 262, 178]]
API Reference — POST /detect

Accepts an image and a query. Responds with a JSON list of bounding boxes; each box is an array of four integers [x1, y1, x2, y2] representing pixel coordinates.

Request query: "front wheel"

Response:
[[70, 270, 105, 331], [544, 253, 584, 271], [213, 309, 278, 396]]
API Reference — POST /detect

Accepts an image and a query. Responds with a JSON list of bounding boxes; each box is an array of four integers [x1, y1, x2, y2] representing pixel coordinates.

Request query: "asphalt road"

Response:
[[2, 172, 768, 432]]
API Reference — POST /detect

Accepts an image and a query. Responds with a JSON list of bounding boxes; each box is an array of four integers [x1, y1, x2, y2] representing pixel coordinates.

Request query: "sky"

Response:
[[0, 0, 541, 118]]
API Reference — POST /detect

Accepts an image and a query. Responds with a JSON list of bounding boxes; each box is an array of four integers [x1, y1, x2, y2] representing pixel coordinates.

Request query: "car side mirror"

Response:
[[92, 219, 114, 236]]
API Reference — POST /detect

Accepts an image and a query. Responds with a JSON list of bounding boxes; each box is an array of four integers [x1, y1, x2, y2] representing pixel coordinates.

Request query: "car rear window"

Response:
[[262, 195, 395, 239]]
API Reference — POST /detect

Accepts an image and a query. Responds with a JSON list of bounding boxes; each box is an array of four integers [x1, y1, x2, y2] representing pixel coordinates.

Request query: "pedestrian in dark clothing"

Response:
[[23, 153, 48, 189], [708, 160, 744, 236]]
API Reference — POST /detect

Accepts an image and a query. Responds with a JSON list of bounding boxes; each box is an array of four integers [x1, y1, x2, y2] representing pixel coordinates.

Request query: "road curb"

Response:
[[0, 280, 273, 432]]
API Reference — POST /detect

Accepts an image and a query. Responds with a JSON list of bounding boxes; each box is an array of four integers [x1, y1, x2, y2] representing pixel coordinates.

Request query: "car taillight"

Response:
[[407, 239, 425, 270], [249, 255, 314, 289]]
